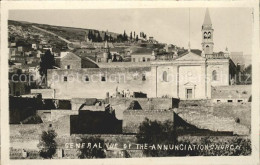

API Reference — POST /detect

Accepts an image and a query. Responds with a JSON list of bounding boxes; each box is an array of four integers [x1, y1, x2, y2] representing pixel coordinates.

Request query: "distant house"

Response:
[[211, 85, 251, 103], [60, 52, 81, 69], [10, 42, 16, 47], [43, 47, 52, 53], [17, 46, 24, 52], [10, 56, 27, 64], [52, 48, 61, 57], [130, 48, 155, 62], [24, 51, 32, 56], [60, 52, 70, 58], [36, 50, 43, 58], [28, 64, 41, 82], [9, 47, 17, 57], [32, 43, 38, 50]]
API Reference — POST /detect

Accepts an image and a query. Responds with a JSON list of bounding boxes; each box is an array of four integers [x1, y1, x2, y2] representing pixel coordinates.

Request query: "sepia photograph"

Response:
[[1, 1, 259, 165]]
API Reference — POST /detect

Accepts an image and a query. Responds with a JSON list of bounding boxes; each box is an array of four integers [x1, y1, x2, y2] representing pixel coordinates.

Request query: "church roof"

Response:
[[203, 8, 212, 25], [175, 50, 205, 61], [178, 49, 202, 57]]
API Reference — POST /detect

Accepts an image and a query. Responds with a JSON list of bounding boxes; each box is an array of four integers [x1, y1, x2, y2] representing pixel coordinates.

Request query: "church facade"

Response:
[[46, 9, 236, 100]]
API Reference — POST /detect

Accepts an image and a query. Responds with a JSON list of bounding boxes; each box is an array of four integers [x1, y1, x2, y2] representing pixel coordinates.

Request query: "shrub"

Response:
[[78, 136, 106, 159], [37, 129, 57, 159], [136, 118, 177, 157], [136, 118, 251, 157]]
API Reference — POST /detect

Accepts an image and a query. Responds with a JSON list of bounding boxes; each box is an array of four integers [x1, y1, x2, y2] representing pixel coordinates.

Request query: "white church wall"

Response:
[[155, 65, 177, 98], [178, 65, 206, 100], [207, 60, 229, 86]]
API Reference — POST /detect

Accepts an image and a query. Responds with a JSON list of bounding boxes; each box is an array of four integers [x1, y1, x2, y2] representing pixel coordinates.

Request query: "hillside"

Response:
[[9, 20, 120, 43]]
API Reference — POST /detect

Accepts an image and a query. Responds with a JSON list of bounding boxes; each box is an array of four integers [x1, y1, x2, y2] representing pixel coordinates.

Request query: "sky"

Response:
[[9, 8, 253, 55]]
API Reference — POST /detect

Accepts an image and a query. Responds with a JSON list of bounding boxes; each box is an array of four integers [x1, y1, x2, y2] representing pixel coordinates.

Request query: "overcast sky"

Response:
[[9, 8, 253, 55]]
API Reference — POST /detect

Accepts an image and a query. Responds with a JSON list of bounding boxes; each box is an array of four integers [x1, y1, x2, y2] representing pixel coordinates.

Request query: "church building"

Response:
[[46, 9, 237, 100]]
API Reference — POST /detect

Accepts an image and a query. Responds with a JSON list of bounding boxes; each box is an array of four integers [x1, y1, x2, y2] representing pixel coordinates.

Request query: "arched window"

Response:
[[85, 75, 89, 81], [205, 45, 210, 53], [142, 74, 146, 81], [204, 32, 207, 39], [212, 70, 217, 81], [208, 32, 211, 39], [162, 71, 168, 82]]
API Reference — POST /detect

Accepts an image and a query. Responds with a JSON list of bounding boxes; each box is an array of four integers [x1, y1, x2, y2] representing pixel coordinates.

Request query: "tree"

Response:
[[136, 35, 139, 41], [88, 30, 93, 40], [130, 32, 133, 40], [136, 118, 177, 157], [122, 30, 128, 41], [241, 64, 252, 84], [104, 32, 108, 41], [116, 34, 124, 43], [78, 136, 106, 159], [39, 49, 55, 78], [109, 34, 113, 42], [38, 129, 57, 159], [97, 32, 102, 42]]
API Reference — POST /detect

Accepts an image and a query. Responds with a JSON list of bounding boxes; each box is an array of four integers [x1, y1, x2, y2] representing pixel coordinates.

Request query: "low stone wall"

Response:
[[174, 102, 251, 135], [31, 89, 55, 99], [52, 115, 71, 136], [122, 110, 174, 133], [178, 99, 212, 108], [80, 105, 105, 111], [109, 97, 177, 120], [51, 110, 79, 121], [71, 98, 99, 110], [36, 110, 52, 122]]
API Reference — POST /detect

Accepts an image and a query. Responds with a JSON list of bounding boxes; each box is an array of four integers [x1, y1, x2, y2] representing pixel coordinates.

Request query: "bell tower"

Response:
[[201, 8, 214, 55]]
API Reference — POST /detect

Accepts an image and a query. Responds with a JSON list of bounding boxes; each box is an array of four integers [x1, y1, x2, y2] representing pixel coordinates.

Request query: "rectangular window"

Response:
[[217, 100, 221, 102], [227, 100, 233, 103], [101, 75, 106, 81], [238, 100, 243, 102], [142, 57, 146, 62], [66, 65, 70, 69], [64, 76, 67, 82]]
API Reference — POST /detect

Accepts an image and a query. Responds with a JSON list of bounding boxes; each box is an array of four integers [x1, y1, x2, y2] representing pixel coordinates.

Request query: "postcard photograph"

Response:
[[1, 1, 259, 164]]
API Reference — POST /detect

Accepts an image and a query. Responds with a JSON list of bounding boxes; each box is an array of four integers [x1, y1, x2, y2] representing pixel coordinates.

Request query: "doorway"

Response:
[[186, 89, 193, 99]]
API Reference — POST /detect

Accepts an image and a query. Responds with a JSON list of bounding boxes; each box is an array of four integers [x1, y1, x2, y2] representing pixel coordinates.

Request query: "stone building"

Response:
[[46, 9, 237, 100], [60, 52, 81, 69]]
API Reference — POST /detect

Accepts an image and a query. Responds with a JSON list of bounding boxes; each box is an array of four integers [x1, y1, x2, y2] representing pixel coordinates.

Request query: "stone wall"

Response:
[[9, 96, 43, 124], [174, 102, 251, 135], [178, 99, 212, 107], [51, 110, 79, 121], [52, 115, 71, 136], [31, 89, 55, 99], [122, 110, 174, 133], [36, 110, 52, 122], [71, 98, 99, 110], [47, 67, 153, 99], [109, 97, 178, 120], [80, 105, 105, 111]]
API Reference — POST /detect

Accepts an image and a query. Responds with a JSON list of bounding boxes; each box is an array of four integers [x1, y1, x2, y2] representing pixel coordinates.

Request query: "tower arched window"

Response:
[[212, 70, 217, 81], [162, 71, 168, 82], [204, 32, 207, 39], [205, 45, 210, 53], [208, 32, 211, 39]]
